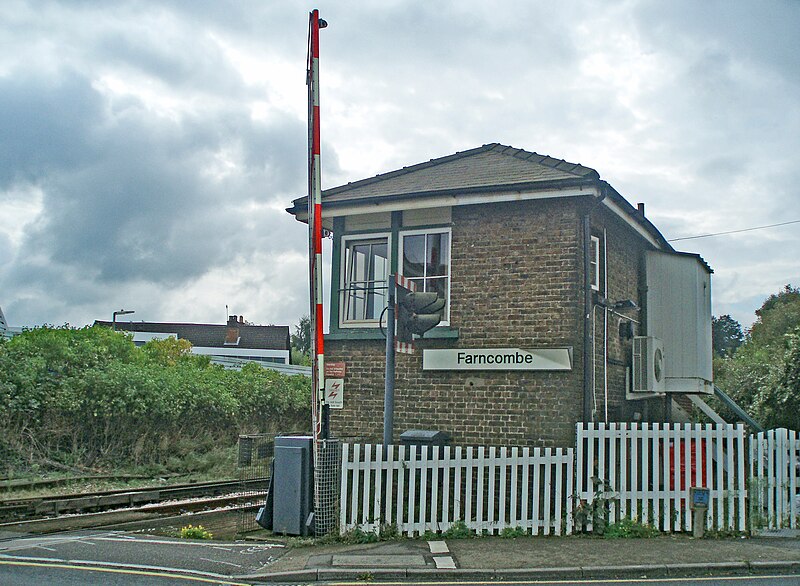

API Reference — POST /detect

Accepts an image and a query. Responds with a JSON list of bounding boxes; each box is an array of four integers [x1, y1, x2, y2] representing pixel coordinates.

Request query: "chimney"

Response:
[[225, 315, 240, 345], [239, 315, 244, 324], [637, 202, 645, 217]]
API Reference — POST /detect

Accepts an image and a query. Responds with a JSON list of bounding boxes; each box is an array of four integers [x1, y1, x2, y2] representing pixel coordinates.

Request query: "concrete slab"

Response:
[[433, 555, 457, 569], [428, 540, 449, 554], [331, 554, 426, 567]]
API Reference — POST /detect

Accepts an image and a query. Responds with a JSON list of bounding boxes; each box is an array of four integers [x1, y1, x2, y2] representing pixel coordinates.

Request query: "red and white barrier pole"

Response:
[[307, 9, 328, 442]]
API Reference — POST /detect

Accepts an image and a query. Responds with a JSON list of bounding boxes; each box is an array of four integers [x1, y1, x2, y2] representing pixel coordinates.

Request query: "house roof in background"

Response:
[[94, 320, 290, 351]]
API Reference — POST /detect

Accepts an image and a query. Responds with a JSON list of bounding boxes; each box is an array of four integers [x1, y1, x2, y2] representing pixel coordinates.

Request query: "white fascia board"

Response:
[[312, 185, 600, 220], [600, 197, 662, 249], [295, 185, 665, 250], [191, 346, 290, 360]]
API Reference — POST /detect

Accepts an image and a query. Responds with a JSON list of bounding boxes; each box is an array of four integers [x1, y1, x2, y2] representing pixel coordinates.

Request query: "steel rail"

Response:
[[0, 478, 268, 522]]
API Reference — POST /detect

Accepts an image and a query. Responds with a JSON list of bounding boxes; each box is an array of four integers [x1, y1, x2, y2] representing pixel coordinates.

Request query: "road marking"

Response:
[[199, 557, 243, 568], [0, 558, 251, 585], [93, 536, 283, 548]]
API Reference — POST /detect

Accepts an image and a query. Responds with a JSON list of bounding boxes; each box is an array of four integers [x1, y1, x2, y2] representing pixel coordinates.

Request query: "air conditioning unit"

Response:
[[632, 336, 665, 393]]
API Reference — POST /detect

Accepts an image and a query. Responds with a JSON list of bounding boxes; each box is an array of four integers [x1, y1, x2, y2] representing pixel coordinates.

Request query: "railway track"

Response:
[[0, 478, 269, 523]]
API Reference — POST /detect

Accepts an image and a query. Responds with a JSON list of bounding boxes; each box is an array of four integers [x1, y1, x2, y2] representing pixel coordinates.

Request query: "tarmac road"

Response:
[[0, 529, 280, 581], [4, 526, 800, 584], [0, 558, 250, 585]]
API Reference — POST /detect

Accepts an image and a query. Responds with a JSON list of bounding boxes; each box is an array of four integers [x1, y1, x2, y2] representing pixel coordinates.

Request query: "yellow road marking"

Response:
[[328, 575, 800, 586]]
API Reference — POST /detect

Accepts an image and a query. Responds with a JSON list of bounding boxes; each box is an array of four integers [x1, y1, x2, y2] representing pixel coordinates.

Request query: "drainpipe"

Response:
[[583, 188, 606, 423]]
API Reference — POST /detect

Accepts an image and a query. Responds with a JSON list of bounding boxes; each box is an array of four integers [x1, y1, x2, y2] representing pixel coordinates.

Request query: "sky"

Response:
[[1, 0, 798, 332]]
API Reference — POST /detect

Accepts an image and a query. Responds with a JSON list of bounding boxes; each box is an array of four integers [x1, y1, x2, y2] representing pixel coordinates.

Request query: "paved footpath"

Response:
[[241, 533, 800, 583]]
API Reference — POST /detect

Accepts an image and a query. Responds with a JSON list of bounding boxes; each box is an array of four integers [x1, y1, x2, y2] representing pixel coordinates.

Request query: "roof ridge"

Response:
[[489, 143, 598, 178]]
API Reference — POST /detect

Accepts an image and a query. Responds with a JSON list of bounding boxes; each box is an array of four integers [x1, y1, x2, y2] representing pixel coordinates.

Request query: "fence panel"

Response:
[[339, 443, 574, 536], [576, 423, 746, 533], [750, 428, 800, 530]]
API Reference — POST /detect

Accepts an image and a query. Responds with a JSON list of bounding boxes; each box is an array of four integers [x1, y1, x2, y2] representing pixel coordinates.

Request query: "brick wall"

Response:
[[588, 206, 650, 422], [326, 197, 654, 448]]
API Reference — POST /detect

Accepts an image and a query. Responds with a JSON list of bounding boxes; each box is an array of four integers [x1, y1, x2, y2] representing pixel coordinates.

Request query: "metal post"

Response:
[[383, 274, 396, 447], [307, 9, 327, 441]]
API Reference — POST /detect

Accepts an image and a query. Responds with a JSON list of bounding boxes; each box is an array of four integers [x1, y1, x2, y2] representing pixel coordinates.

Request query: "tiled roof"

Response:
[[286, 142, 675, 252], [292, 143, 598, 208], [95, 321, 290, 351]]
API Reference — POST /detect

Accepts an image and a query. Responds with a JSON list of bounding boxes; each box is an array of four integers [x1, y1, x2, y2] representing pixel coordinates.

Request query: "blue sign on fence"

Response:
[[690, 486, 710, 509]]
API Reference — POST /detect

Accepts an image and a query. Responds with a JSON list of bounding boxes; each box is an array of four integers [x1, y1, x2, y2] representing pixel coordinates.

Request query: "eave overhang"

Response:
[[287, 176, 673, 253]]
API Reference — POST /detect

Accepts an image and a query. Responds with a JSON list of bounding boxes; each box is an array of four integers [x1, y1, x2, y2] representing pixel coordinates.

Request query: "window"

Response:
[[341, 235, 390, 324], [400, 229, 451, 323], [590, 235, 605, 293]]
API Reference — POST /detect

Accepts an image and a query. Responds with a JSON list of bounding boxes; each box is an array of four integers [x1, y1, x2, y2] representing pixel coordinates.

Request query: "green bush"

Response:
[[0, 325, 310, 474]]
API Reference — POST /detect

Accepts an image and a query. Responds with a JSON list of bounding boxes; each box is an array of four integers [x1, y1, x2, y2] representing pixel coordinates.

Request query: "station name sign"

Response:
[[422, 348, 572, 371]]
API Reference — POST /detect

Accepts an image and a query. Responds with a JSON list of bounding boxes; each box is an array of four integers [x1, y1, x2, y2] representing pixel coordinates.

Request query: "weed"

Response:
[[604, 516, 660, 539], [339, 527, 380, 544], [574, 476, 617, 535], [500, 526, 528, 538], [180, 524, 213, 540], [379, 523, 400, 540], [700, 528, 745, 539], [441, 520, 476, 539]]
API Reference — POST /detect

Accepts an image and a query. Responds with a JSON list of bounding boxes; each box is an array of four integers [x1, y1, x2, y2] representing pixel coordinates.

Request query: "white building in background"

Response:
[[95, 314, 309, 376], [0, 306, 23, 339]]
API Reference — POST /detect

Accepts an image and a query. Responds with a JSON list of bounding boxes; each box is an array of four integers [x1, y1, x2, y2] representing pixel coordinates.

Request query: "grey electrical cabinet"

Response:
[[271, 435, 314, 536], [645, 251, 713, 394]]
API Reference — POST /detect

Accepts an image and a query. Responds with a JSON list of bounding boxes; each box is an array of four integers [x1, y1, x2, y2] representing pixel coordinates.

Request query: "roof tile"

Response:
[[295, 143, 599, 206]]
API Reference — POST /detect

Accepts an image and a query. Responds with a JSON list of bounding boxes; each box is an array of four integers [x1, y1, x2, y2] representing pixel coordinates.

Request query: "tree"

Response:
[[749, 285, 800, 348], [291, 315, 311, 365], [714, 284, 800, 429], [712, 314, 744, 357]]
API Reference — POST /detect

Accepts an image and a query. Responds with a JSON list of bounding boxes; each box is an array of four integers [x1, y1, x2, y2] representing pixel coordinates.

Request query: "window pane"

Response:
[[403, 234, 425, 278], [343, 238, 388, 322], [427, 276, 447, 299], [426, 233, 449, 277]]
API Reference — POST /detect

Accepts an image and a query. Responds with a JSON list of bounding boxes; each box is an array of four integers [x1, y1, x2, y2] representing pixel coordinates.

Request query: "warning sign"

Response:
[[325, 362, 346, 378], [324, 362, 345, 409]]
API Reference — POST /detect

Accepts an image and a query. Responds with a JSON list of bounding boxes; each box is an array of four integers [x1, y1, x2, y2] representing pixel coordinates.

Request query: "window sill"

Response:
[[326, 326, 460, 342]]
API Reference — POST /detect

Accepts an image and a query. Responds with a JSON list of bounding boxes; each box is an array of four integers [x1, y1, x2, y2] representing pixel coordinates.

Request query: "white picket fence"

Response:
[[337, 424, 800, 536], [750, 428, 800, 530], [577, 423, 747, 532], [339, 443, 574, 536]]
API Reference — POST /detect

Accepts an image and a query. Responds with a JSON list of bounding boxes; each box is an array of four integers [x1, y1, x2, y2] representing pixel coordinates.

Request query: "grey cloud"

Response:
[[94, 31, 246, 97], [0, 71, 103, 184], [3, 69, 307, 294], [633, 1, 800, 83]]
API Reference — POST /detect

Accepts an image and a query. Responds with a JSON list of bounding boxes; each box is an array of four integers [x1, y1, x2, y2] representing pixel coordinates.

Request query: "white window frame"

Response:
[[590, 235, 600, 292], [590, 235, 603, 293], [399, 227, 452, 326], [339, 232, 391, 328]]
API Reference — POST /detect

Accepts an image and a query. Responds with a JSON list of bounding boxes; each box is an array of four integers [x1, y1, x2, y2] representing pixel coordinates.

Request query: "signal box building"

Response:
[[287, 144, 713, 447]]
